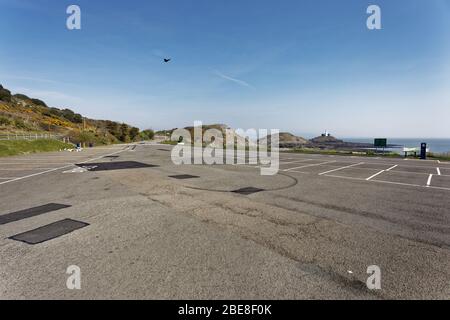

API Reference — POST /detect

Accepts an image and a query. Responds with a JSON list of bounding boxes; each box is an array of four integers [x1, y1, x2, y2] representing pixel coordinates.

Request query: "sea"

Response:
[[344, 138, 450, 155]]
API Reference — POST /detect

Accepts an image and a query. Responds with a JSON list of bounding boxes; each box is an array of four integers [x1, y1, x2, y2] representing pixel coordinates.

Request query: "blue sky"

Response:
[[1, 0, 449, 138]]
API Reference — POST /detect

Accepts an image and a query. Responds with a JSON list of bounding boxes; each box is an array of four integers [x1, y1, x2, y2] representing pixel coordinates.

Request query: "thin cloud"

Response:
[[11, 87, 83, 106], [2, 75, 59, 84], [213, 70, 254, 88]]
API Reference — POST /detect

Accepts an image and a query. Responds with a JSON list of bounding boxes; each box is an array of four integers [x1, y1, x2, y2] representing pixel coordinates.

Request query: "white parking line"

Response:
[[0, 147, 130, 186], [389, 170, 436, 176], [283, 160, 336, 172], [386, 165, 398, 171], [426, 174, 433, 187], [0, 168, 56, 171], [437, 168, 441, 175], [284, 170, 310, 175], [321, 174, 421, 186], [0, 162, 73, 165], [279, 159, 313, 165], [310, 168, 450, 192], [318, 162, 364, 176], [325, 174, 364, 181], [366, 170, 385, 181], [428, 185, 450, 191], [0, 157, 93, 160]]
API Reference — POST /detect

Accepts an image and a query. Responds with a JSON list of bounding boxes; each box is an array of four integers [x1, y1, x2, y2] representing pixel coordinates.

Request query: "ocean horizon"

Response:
[[343, 138, 450, 154]]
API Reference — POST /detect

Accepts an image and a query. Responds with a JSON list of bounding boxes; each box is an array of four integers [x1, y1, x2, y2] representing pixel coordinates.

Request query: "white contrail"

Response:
[[214, 70, 253, 88]]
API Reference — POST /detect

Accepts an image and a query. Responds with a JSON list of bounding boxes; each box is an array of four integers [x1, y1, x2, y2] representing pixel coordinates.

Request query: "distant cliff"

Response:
[[259, 132, 310, 148]]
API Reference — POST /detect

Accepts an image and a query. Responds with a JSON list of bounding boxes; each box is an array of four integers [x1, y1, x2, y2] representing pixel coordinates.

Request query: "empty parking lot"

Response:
[[0, 144, 449, 299]]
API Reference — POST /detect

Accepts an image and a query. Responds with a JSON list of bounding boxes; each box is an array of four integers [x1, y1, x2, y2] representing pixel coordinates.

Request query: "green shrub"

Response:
[[74, 131, 96, 143], [14, 118, 30, 129], [42, 110, 53, 117], [13, 94, 30, 100], [119, 123, 130, 142], [31, 98, 47, 107], [129, 127, 140, 141], [106, 121, 121, 139], [61, 108, 82, 123], [140, 129, 155, 140], [0, 116, 12, 126], [0, 85, 12, 102]]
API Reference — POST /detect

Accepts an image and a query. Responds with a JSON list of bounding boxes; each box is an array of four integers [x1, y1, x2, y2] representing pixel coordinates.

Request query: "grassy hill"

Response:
[[0, 84, 153, 145], [0, 139, 74, 157]]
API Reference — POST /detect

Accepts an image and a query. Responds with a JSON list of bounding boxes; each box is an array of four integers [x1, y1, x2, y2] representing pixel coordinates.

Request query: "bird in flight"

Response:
[[164, 58, 171, 63]]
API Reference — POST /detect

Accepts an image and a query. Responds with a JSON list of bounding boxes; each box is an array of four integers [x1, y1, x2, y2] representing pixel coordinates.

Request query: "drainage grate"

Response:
[[169, 174, 200, 180], [103, 155, 119, 159], [0, 203, 71, 225], [158, 149, 171, 152], [76, 161, 157, 171], [9, 219, 89, 245], [231, 187, 265, 195]]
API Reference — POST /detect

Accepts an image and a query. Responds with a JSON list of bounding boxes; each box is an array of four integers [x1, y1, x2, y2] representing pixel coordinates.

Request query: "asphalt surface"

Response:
[[0, 143, 449, 299]]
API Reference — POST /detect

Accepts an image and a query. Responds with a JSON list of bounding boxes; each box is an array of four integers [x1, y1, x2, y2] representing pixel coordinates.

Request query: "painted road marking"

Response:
[[324, 174, 450, 191], [437, 168, 441, 175], [284, 160, 336, 172], [375, 179, 450, 191], [0, 157, 95, 160], [0, 162, 73, 165], [63, 167, 89, 173], [0, 168, 56, 170], [389, 170, 435, 176], [386, 165, 398, 171], [318, 162, 364, 176], [279, 159, 313, 165], [0, 147, 130, 186], [366, 170, 385, 181], [426, 174, 433, 187], [325, 174, 364, 181], [285, 170, 310, 175]]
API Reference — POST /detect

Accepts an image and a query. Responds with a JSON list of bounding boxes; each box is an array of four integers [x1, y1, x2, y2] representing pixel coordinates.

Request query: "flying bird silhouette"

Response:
[[164, 58, 171, 63]]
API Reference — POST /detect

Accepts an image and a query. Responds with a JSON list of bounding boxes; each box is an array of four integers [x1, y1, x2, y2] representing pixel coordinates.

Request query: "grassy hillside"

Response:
[[0, 84, 153, 145], [0, 139, 74, 157]]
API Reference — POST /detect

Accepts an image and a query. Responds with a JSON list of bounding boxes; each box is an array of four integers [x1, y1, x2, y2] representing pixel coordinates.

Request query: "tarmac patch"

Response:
[[76, 161, 157, 171], [169, 174, 200, 180], [232, 187, 265, 195], [0, 203, 71, 225], [9, 219, 89, 245]]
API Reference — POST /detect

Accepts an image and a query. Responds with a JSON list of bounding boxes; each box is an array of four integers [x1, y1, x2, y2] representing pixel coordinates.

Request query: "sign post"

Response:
[[374, 138, 387, 153], [420, 143, 427, 160]]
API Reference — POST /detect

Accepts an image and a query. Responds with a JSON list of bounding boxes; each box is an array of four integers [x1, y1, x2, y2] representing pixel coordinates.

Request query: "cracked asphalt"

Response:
[[0, 143, 449, 299]]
